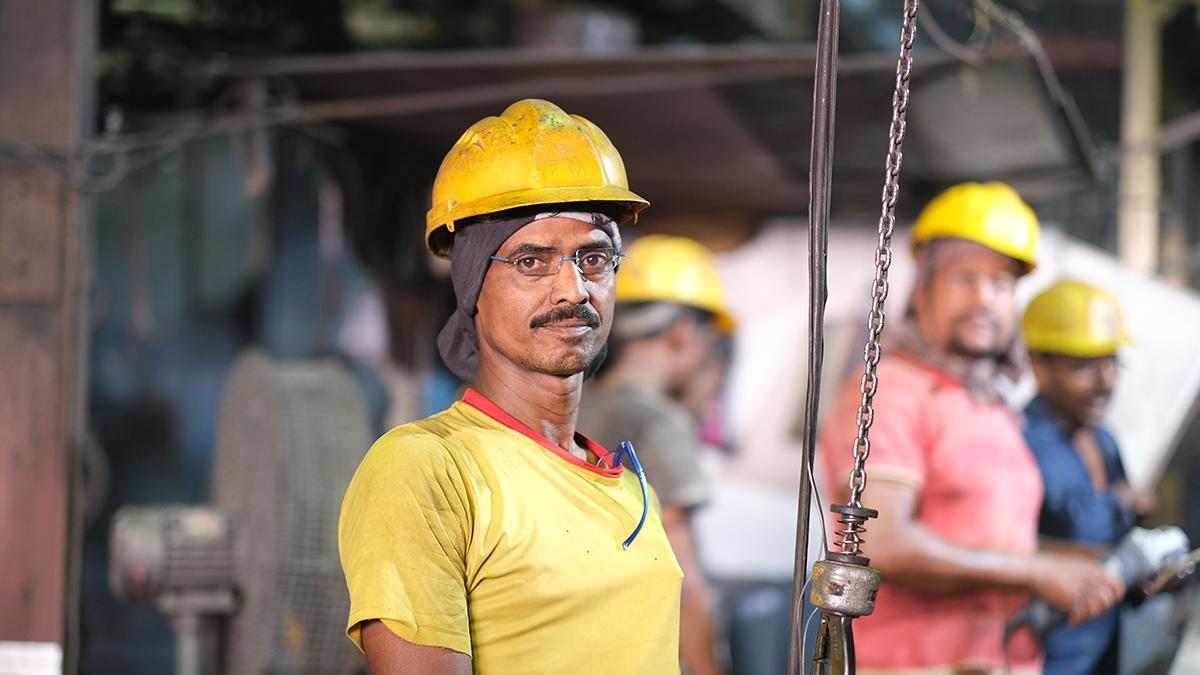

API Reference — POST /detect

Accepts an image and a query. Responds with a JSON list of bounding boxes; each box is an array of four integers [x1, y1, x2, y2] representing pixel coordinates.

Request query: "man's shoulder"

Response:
[[839, 350, 947, 402], [1092, 423, 1123, 457], [586, 385, 691, 429], [361, 403, 486, 473], [879, 350, 948, 381], [591, 384, 677, 411], [1021, 398, 1055, 433]]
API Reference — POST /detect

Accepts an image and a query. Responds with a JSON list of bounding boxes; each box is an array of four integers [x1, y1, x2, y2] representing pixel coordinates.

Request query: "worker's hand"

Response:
[[1029, 552, 1125, 625], [1113, 482, 1158, 524]]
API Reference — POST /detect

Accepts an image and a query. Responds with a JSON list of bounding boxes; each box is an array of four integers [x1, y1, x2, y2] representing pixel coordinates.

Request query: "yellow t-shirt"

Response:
[[339, 387, 683, 674]]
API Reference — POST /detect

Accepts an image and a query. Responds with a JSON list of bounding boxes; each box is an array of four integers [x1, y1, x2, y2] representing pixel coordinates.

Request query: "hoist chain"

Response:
[[794, 5, 923, 673], [846, 0, 920, 512]]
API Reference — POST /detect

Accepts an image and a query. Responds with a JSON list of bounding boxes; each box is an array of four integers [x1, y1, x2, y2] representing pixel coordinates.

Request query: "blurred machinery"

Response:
[[1008, 526, 1197, 640], [109, 351, 369, 675], [110, 507, 235, 675]]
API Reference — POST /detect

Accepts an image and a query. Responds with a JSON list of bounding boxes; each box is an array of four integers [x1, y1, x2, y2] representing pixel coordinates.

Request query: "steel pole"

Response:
[[788, 0, 840, 672]]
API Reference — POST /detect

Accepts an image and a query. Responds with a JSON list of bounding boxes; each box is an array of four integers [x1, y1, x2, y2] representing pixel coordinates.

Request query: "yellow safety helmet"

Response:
[[616, 234, 735, 333], [425, 99, 650, 257], [1022, 280, 1129, 357], [912, 181, 1039, 274]]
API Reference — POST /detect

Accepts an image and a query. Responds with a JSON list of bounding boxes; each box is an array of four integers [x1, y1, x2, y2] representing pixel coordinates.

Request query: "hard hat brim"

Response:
[[426, 186, 649, 257]]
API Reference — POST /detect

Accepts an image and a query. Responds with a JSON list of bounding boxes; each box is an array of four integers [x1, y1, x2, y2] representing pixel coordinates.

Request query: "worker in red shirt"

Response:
[[818, 182, 1124, 674]]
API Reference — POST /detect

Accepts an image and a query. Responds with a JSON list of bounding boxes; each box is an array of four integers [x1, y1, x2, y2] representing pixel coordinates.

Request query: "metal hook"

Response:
[[809, 611, 856, 675]]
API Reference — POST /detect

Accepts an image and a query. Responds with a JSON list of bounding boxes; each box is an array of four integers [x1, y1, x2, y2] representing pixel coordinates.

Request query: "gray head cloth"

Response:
[[436, 211, 622, 382]]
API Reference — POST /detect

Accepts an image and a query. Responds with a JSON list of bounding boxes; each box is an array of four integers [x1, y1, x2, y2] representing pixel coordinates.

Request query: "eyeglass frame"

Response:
[[1039, 352, 1122, 375], [488, 245, 625, 279]]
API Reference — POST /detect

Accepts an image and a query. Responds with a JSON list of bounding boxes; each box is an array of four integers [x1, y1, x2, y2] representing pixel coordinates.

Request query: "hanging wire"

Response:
[[0, 102, 306, 194], [918, 2, 990, 64], [807, 440, 830, 554], [914, 0, 1099, 178]]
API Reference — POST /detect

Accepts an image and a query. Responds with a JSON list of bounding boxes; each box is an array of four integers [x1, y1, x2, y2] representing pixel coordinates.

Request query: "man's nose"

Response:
[[549, 260, 589, 304], [962, 275, 992, 306]]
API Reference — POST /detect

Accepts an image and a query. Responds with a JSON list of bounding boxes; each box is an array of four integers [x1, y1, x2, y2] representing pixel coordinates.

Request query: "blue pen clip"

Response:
[[613, 441, 649, 550]]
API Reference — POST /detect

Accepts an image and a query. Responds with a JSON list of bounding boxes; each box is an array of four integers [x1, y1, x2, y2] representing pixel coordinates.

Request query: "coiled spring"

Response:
[[831, 503, 878, 558]]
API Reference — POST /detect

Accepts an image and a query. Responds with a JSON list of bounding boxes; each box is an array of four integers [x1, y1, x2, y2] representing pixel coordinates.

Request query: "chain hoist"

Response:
[[788, 1, 921, 673]]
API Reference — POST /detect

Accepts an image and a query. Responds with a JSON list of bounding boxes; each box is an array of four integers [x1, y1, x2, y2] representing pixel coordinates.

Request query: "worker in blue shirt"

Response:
[[1021, 280, 1156, 675]]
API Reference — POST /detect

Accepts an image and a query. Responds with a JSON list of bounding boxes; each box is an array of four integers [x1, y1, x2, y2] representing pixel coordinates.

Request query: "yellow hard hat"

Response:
[[616, 234, 735, 333], [1022, 280, 1129, 357], [912, 181, 1039, 274], [425, 99, 649, 256]]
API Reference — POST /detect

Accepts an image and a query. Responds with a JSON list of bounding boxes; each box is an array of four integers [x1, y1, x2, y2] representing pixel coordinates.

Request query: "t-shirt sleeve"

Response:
[[819, 364, 929, 494], [338, 430, 474, 656]]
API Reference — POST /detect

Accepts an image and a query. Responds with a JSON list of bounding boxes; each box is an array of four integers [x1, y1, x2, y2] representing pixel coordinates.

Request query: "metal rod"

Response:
[[788, 0, 840, 672]]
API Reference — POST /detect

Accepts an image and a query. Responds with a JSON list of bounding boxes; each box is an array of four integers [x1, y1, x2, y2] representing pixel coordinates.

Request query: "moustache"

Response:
[[530, 305, 601, 330], [951, 310, 1000, 331]]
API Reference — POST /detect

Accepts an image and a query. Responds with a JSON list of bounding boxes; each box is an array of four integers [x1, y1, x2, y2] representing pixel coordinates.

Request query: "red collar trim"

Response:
[[461, 388, 622, 478], [893, 350, 963, 391]]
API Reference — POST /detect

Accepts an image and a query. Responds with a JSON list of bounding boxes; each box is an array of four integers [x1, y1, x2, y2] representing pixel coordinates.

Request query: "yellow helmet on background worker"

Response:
[[616, 234, 735, 333], [425, 99, 649, 257], [912, 181, 1039, 274], [1022, 280, 1129, 357]]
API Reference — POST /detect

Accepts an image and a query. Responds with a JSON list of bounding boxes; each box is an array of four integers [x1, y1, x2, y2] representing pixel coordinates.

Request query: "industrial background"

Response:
[[2, 0, 1200, 673]]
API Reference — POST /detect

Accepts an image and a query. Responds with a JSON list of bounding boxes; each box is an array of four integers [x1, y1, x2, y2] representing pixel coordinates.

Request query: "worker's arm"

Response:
[[662, 506, 725, 675], [1037, 535, 1107, 558], [362, 620, 472, 675], [1112, 480, 1157, 524], [862, 479, 1124, 624]]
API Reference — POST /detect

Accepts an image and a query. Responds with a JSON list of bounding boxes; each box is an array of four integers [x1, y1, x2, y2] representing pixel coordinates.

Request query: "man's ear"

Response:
[[909, 282, 928, 317], [1027, 354, 1052, 387]]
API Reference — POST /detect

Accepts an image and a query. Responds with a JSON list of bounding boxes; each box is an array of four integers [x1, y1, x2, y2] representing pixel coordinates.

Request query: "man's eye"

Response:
[[580, 252, 607, 268], [515, 255, 546, 271]]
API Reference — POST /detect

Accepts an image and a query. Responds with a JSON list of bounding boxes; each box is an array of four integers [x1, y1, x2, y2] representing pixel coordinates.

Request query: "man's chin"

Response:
[[1084, 400, 1111, 425], [949, 342, 1003, 360], [530, 349, 599, 377]]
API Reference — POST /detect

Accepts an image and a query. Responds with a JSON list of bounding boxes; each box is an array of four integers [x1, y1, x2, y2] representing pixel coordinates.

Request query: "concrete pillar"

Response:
[[1118, 0, 1164, 274]]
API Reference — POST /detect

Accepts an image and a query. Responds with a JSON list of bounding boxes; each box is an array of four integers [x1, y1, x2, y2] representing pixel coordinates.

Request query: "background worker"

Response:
[[339, 99, 684, 674], [818, 182, 1125, 674], [1022, 279, 1156, 675], [581, 234, 734, 675]]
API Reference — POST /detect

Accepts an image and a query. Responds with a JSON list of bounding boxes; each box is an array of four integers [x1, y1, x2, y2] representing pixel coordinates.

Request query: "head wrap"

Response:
[[437, 211, 621, 382], [900, 237, 1025, 402]]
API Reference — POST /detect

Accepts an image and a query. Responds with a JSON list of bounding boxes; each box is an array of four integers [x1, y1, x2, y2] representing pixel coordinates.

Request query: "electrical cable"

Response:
[[919, 4, 988, 64], [799, 578, 821, 670], [915, 0, 1100, 178]]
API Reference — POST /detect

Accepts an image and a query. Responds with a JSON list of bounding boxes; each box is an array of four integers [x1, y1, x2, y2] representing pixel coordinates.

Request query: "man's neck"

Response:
[[1035, 395, 1088, 436], [895, 326, 1005, 403], [896, 343, 991, 381], [473, 358, 584, 453]]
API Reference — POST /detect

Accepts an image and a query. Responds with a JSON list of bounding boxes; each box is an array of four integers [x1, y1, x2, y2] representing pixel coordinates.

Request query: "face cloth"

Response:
[[437, 211, 621, 382]]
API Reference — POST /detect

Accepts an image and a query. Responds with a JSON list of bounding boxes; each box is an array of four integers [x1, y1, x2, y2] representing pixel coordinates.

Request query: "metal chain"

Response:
[[847, 0, 920, 507]]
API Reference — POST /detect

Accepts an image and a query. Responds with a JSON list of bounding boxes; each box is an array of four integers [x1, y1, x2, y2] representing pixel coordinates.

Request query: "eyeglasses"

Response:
[[489, 246, 624, 278], [1047, 353, 1121, 375], [942, 269, 1017, 295]]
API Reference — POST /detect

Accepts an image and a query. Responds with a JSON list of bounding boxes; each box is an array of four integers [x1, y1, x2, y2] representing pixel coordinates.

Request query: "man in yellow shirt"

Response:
[[338, 99, 683, 674]]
